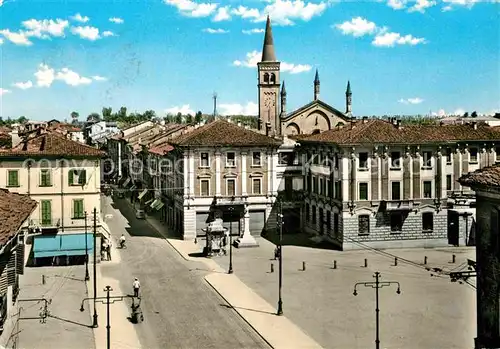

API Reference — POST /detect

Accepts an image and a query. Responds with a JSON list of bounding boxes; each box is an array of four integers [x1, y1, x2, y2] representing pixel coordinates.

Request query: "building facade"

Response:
[[459, 164, 500, 349]]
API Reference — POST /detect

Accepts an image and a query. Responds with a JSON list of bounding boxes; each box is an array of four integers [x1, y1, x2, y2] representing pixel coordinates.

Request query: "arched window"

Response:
[[270, 73, 276, 84], [263, 73, 269, 83]]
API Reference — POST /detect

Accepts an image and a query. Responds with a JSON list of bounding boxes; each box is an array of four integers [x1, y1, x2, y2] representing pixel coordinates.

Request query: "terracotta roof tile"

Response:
[[459, 165, 500, 188], [0, 130, 104, 157], [301, 119, 500, 145], [169, 120, 281, 147], [149, 143, 174, 155], [0, 189, 37, 245]]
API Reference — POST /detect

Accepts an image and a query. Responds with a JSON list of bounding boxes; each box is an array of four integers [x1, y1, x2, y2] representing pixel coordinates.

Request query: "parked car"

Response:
[[135, 209, 145, 219]]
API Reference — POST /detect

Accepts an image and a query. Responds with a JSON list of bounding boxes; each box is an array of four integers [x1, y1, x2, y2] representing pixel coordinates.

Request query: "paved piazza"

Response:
[[210, 237, 476, 349]]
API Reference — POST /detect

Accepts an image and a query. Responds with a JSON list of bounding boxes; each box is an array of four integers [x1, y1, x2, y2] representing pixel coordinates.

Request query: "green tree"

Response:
[[175, 112, 183, 124], [195, 111, 203, 124], [143, 110, 156, 121], [87, 113, 101, 122], [471, 111, 478, 118], [102, 107, 113, 121], [16, 116, 28, 124], [185, 113, 193, 123]]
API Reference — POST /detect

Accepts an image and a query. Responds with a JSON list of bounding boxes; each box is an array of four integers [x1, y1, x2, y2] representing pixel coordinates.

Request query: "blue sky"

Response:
[[0, 0, 498, 121]]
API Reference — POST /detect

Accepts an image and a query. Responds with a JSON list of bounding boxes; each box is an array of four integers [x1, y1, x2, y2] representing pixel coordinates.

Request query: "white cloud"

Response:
[[22, 18, 69, 38], [70, 13, 89, 23], [408, 0, 436, 12], [165, 105, 195, 115], [372, 32, 426, 47], [203, 28, 229, 34], [233, 50, 311, 74], [71, 26, 101, 40], [34, 64, 56, 87], [56, 68, 92, 86], [0, 38, 3, 45], [163, 0, 217, 17], [231, 6, 261, 20], [92, 75, 107, 81], [431, 108, 468, 117], [399, 97, 424, 104], [335, 17, 377, 37], [109, 17, 124, 24], [242, 28, 265, 35], [387, 0, 407, 9], [13, 80, 33, 90], [0, 0, 3, 7], [0, 29, 33, 45], [0, 88, 11, 96], [102, 31, 115, 37], [213, 6, 231, 21], [219, 102, 258, 116], [442, 0, 479, 9]]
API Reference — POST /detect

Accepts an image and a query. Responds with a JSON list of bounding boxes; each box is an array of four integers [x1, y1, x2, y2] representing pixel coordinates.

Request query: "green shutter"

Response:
[[41, 200, 51, 225], [41, 170, 51, 186], [78, 170, 87, 185], [8, 171, 18, 187], [68, 170, 74, 186], [73, 199, 84, 218]]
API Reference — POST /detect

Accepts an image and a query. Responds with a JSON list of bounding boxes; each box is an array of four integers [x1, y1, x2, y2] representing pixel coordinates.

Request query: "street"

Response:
[[101, 195, 269, 349]]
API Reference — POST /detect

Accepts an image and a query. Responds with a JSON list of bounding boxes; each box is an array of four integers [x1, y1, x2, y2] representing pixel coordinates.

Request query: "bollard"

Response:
[[302, 261, 306, 271], [394, 257, 398, 266], [333, 260, 337, 269], [364, 258, 368, 268], [452, 254, 456, 263], [42, 275, 45, 285], [424, 256, 428, 265], [271, 263, 274, 273]]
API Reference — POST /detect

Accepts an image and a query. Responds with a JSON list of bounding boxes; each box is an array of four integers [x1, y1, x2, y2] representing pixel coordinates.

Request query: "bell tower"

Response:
[[257, 16, 281, 136]]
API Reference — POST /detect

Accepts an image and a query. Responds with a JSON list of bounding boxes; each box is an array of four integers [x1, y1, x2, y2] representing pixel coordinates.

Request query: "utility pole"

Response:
[[353, 272, 401, 349], [213, 92, 218, 120], [277, 199, 283, 316], [92, 208, 98, 328], [104, 286, 112, 349], [84, 211, 90, 281]]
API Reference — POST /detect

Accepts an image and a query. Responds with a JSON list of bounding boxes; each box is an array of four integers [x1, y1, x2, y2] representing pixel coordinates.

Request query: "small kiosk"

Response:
[[201, 218, 227, 257]]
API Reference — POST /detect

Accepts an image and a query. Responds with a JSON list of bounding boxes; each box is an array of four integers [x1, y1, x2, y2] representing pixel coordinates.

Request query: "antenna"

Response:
[[212, 92, 218, 119]]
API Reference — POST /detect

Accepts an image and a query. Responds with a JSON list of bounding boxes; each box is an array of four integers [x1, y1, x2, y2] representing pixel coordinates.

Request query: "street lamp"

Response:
[[84, 211, 90, 281], [353, 271, 401, 349], [92, 208, 98, 328], [228, 206, 234, 274], [277, 200, 284, 316], [104, 286, 113, 349]]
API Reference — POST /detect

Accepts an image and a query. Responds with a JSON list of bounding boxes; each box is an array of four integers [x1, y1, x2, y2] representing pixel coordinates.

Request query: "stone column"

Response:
[[189, 150, 195, 197], [241, 152, 247, 196], [341, 153, 349, 200], [215, 151, 221, 196], [235, 205, 258, 247], [267, 151, 272, 196], [118, 142, 122, 177], [440, 149, 447, 199]]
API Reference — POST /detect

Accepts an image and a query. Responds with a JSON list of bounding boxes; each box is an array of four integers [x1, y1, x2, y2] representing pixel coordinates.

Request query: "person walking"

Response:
[[133, 278, 141, 298], [101, 241, 108, 261], [107, 240, 112, 261]]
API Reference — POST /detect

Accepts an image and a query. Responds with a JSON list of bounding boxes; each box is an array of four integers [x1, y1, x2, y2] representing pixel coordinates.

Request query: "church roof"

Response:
[[261, 16, 277, 62], [169, 119, 282, 147], [300, 119, 500, 146], [282, 99, 350, 122]]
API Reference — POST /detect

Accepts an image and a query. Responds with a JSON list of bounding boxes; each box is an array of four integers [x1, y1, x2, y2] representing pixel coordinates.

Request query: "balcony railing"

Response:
[[277, 190, 304, 202], [27, 215, 101, 228]]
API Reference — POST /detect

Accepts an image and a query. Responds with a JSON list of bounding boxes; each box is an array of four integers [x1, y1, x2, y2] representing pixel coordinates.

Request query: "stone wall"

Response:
[[342, 210, 449, 250]]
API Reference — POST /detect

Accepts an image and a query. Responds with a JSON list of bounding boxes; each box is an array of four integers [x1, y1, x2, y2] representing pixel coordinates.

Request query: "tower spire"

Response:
[[314, 69, 320, 101], [345, 80, 352, 116], [261, 16, 277, 62]]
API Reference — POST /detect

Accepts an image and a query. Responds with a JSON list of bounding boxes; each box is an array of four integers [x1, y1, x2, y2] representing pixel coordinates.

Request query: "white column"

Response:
[[267, 151, 272, 196], [189, 151, 195, 196], [241, 152, 247, 196], [409, 155, 413, 198], [272, 152, 278, 195], [341, 154, 349, 200], [377, 156, 382, 201], [183, 154, 189, 197], [215, 151, 221, 196], [458, 149, 463, 191], [118, 142, 122, 177], [236, 205, 258, 247], [440, 152, 447, 198]]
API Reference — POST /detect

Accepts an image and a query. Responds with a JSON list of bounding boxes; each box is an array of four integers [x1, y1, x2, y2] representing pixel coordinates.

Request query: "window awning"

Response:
[[150, 199, 161, 209], [122, 178, 131, 187], [34, 234, 94, 258], [155, 202, 164, 210], [138, 189, 148, 200]]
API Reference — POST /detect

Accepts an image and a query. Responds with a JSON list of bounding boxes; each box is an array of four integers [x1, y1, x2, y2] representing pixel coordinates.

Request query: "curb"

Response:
[[204, 273, 274, 349]]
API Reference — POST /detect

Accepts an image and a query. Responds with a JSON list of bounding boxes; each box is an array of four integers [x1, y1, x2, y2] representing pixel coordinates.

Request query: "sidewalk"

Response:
[[143, 210, 323, 349]]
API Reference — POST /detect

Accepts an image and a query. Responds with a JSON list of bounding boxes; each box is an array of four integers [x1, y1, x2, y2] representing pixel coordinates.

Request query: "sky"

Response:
[[0, 0, 499, 121]]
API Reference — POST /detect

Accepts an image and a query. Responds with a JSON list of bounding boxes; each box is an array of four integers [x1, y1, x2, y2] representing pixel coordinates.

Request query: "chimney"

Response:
[[237, 122, 242, 128], [362, 116, 368, 124], [244, 125, 250, 129], [10, 126, 22, 148], [472, 121, 478, 130], [396, 119, 402, 129]]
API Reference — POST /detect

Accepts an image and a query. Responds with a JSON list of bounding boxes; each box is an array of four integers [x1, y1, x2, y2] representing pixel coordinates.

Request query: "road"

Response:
[[100, 195, 269, 349]]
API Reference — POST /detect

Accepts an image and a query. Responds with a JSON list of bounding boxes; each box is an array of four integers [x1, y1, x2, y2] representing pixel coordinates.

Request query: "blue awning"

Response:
[[34, 233, 94, 258]]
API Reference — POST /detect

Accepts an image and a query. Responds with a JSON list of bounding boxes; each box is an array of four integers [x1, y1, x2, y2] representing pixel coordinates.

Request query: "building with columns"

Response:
[[459, 164, 500, 349], [298, 118, 500, 249], [164, 120, 281, 245]]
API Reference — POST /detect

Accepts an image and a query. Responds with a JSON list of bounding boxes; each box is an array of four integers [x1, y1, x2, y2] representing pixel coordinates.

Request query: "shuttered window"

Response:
[[40, 169, 52, 187], [69, 169, 87, 186], [41, 200, 52, 226], [73, 199, 84, 219], [7, 170, 19, 187]]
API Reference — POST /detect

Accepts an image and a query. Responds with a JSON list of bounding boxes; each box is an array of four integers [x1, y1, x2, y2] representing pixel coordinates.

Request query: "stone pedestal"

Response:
[[235, 208, 258, 248]]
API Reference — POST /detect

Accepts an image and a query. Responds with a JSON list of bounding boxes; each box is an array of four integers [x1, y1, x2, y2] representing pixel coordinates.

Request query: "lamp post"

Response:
[[84, 211, 90, 281], [277, 200, 284, 316], [104, 286, 113, 349], [353, 271, 401, 349], [92, 208, 98, 328], [228, 206, 234, 274]]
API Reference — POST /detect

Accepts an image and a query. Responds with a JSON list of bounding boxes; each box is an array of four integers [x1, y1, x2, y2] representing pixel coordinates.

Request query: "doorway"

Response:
[[448, 210, 459, 246]]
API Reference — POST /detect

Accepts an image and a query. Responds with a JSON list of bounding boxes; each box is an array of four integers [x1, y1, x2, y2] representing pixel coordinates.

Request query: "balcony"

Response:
[[27, 215, 101, 229], [381, 200, 415, 211]]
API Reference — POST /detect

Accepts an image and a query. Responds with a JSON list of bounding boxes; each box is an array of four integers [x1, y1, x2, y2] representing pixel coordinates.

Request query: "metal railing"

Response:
[[26, 215, 101, 228]]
